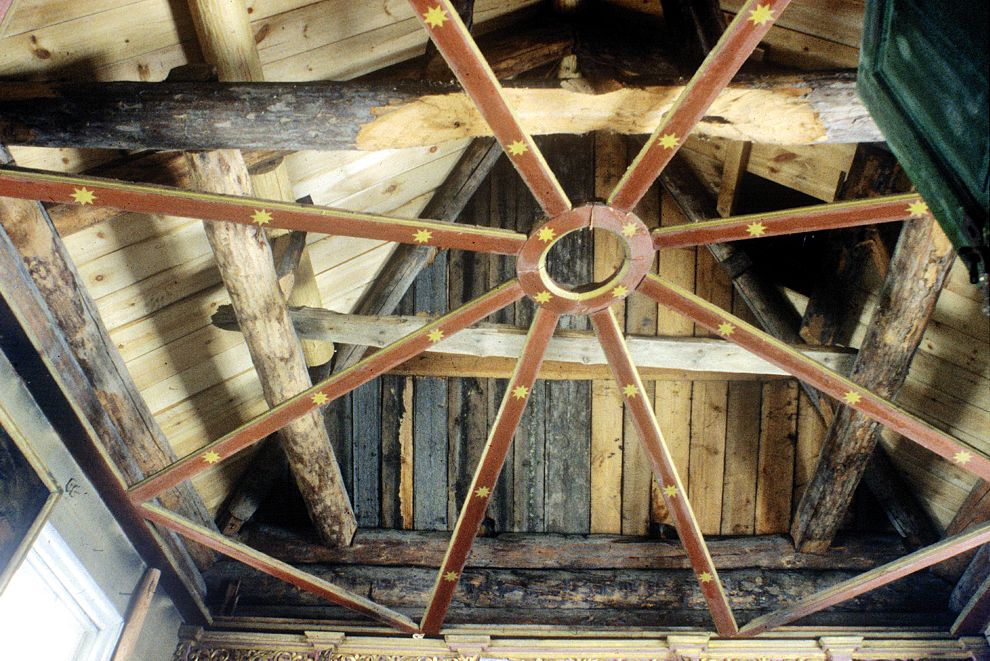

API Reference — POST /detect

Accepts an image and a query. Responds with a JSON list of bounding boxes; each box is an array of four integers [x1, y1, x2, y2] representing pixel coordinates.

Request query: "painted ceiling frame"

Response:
[[0, 0, 987, 639]]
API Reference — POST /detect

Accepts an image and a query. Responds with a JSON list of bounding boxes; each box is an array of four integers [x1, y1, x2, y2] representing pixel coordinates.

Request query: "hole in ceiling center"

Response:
[[544, 226, 625, 292]]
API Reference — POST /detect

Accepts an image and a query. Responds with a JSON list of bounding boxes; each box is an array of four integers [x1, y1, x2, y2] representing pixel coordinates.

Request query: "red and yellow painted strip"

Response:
[[0, 167, 527, 254], [128, 281, 525, 504], [637, 274, 990, 481], [591, 307, 739, 637], [653, 194, 928, 249], [406, 0, 571, 218], [420, 306, 560, 634], [142, 503, 420, 633], [609, 0, 793, 212]]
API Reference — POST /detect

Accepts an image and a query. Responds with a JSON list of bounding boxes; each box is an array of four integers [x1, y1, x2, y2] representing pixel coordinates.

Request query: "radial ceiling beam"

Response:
[[609, 0, 793, 211], [740, 521, 990, 635], [0, 168, 526, 255], [127, 281, 525, 505], [592, 307, 737, 635], [420, 307, 560, 634], [636, 274, 990, 482], [0, 146, 218, 573], [141, 504, 418, 633], [652, 194, 926, 249], [791, 214, 958, 552], [407, 0, 570, 217]]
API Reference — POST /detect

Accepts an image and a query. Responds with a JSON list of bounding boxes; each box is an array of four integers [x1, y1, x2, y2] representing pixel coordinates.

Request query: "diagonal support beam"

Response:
[[652, 194, 925, 249], [636, 274, 990, 482], [590, 307, 738, 636], [0, 167, 526, 255], [740, 521, 990, 635], [791, 214, 958, 552], [141, 504, 418, 633], [407, 0, 571, 216], [184, 149, 356, 547], [127, 281, 525, 504], [420, 306, 560, 634], [609, 0, 792, 211]]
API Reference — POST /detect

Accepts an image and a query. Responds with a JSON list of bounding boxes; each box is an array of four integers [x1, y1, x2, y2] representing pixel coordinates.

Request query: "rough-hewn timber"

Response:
[[0, 73, 880, 152], [184, 149, 356, 547], [792, 215, 957, 553]]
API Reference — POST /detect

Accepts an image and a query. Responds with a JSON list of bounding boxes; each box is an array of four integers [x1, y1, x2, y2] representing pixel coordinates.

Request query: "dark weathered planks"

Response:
[[792, 215, 957, 553], [351, 380, 381, 528]]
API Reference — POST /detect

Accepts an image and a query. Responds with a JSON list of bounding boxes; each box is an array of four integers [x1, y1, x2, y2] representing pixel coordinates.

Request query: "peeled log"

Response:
[[0, 74, 880, 152]]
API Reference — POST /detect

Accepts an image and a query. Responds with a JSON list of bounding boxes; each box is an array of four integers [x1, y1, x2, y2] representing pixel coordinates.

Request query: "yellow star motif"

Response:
[[251, 209, 272, 226], [748, 3, 774, 26], [664, 484, 678, 497], [443, 570, 459, 582], [746, 222, 767, 237], [423, 5, 448, 28], [507, 140, 529, 156], [954, 450, 973, 465], [699, 571, 714, 583], [474, 486, 491, 498], [842, 390, 862, 406], [612, 285, 628, 298], [537, 227, 556, 243], [70, 187, 96, 205], [202, 450, 221, 465], [413, 228, 433, 244], [621, 222, 638, 237], [622, 384, 639, 398], [512, 385, 530, 400], [717, 322, 736, 337], [428, 328, 444, 343], [534, 291, 553, 304], [311, 392, 329, 406], [658, 133, 679, 149], [907, 200, 929, 217]]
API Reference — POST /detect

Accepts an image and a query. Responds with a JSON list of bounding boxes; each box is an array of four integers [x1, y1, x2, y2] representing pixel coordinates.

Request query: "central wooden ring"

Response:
[[516, 203, 654, 315]]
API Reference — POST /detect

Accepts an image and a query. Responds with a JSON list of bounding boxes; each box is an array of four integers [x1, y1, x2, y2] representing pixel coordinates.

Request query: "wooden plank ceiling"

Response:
[[0, 0, 988, 632]]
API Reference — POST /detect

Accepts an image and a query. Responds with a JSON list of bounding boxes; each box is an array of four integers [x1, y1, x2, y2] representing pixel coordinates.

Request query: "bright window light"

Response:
[[0, 523, 122, 661]]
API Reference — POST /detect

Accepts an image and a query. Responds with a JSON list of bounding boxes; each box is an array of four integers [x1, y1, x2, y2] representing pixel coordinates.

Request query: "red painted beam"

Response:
[[652, 194, 926, 249], [740, 521, 990, 635], [128, 281, 525, 504], [590, 307, 738, 637], [141, 504, 420, 633], [420, 307, 560, 634], [407, 0, 571, 218], [609, 0, 792, 212], [637, 274, 990, 482], [0, 167, 526, 255]]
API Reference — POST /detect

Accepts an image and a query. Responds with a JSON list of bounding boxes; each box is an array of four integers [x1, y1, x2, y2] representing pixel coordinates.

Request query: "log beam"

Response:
[[239, 525, 907, 570], [211, 307, 857, 378], [0, 146, 218, 572], [0, 73, 880, 152], [183, 149, 356, 547], [791, 215, 957, 553]]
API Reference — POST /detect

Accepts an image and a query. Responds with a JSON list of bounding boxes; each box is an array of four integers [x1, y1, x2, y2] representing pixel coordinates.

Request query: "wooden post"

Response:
[[186, 0, 332, 368], [183, 149, 357, 547], [111, 568, 161, 661], [792, 215, 956, 552]]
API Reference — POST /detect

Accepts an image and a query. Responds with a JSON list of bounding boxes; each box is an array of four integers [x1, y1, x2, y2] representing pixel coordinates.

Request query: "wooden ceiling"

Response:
[[0, 0, 988, 637]]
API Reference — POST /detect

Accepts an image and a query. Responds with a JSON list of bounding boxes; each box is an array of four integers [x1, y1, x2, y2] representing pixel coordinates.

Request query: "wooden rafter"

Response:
[[791, 214, 958, 552]]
